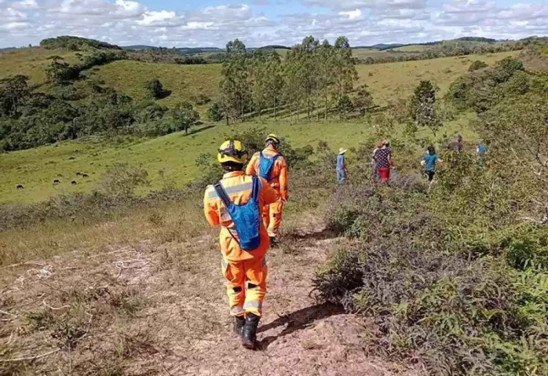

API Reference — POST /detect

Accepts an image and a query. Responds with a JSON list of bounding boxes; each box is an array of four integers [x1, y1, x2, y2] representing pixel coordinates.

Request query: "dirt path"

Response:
[[1, 215, 414, 375]]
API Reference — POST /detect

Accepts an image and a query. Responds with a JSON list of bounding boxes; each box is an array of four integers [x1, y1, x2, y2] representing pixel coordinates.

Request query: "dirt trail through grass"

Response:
[[1, 213, 415, 375]]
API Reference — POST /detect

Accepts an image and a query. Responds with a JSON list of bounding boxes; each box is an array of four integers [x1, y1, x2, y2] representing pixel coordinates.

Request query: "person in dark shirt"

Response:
[[373, 140, 392, 183], [448, 134, 464, 153]]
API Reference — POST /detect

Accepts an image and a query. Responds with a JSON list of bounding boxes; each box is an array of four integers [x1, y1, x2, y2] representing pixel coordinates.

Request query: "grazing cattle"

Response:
[[71, 180, 78, 185], [82, 173, 89, 178], [76, 172, 82, 176], [16, 184, 24, 190], [53, 179, 61, 185]]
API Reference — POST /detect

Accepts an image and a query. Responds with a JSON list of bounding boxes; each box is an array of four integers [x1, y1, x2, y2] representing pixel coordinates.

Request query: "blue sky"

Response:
[[1, 0, 546, 47]]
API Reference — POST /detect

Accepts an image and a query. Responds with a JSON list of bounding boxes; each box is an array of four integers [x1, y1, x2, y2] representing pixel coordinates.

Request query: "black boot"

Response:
[[233, 316, 245, 336], [269, 236, 279, 247], [241, 313, 260, 349]]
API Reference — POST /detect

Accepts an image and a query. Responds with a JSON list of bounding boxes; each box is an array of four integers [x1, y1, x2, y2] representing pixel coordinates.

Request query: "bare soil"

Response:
[[1, 215, 418, 375]]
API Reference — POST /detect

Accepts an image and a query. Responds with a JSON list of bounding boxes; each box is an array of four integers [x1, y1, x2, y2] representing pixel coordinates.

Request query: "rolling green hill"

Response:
[[0, 48, 520, 204]]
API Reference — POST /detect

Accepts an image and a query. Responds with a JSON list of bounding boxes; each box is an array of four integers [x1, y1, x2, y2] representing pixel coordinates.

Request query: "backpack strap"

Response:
[[251, 175, 260, 201], [213, 182, 232, 208]]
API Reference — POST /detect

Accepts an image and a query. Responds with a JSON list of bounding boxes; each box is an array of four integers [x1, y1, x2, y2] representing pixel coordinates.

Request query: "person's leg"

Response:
[[262, 203, 271, 234], [222, 258, 246, 334], [428, 171, 435, 182], [378, 167, 389, 183], [267, 200, 284, 239], [241, 257, 268, 349]]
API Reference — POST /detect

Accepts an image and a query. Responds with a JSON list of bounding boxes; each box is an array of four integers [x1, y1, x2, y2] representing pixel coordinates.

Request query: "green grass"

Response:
[[0, 120, 372, 204], [89, 61, 222, 107], [0, 47, 85, 84], [0, 49, 518, 204], [0, 112, 478, 205], [357, 51, 519, 104]]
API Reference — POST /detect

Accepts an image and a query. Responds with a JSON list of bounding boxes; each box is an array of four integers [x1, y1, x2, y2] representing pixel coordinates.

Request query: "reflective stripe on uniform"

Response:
[[231, 306, 245, 315], [243, 301, 262, 310], [207, 182, 253, 198]]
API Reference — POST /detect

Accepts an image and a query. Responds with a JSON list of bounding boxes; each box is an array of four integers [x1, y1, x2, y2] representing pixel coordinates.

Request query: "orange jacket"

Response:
[[204, 171, 279, 261], [246, 146, 288, 201]]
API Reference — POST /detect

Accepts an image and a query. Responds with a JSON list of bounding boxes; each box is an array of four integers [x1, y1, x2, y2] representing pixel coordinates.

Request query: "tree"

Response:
[[145, 79, 168, 99], [172, 102, 199, 134], [410, 80, 441, 136], [220, 39, 252, 122], [207, 102, 224, 122], [0, 75, 30, 117], [46, 60, 79, 83], [336, 95, 353, 120], [332, 36, 358, 107], [251, 49, 284, 118], [353, 84, 374, 116]]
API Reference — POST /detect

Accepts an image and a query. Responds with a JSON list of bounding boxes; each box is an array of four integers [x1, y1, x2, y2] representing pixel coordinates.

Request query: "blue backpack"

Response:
[[213, 176, 261, 251], [259, 151, 280, 181]]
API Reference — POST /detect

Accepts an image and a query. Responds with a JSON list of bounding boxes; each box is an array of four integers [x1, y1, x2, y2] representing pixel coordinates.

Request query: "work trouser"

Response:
[[336, 169, 346, 183], [263, 199, 284, 238], [222, 256, 267, 317]]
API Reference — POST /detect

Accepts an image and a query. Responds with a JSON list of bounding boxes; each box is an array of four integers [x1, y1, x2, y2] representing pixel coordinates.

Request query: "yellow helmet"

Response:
[[217, 140, 248, 164], [265, 133, 280, 145]]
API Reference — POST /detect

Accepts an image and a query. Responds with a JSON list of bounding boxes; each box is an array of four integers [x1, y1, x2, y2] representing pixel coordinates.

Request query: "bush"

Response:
[[315, 180, 548, 375], [207, 102, 224, 122], [469, 60, 488, 71], [98, 163, 149, 198]]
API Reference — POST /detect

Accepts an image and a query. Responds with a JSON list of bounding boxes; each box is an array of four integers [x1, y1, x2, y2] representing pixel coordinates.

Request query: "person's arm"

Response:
[[245, 154, 258, 176], [203, 188, 220, 227], [279, 158, 288, 202], [260, 177, 280, 205]]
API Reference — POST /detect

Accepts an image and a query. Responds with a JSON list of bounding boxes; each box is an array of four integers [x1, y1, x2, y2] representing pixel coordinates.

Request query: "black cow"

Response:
[[71, 180, 78, 185], [16, 184, 24, 190], [53, 179, 61, 185]]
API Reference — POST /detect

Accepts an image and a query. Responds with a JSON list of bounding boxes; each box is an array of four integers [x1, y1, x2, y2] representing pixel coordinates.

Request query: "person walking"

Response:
[[421, 145, 442, 182], [246, 134, 288, 245], [449, 134, 464, 153], [336, 148, 348, 183], [204, 140, 279, 350], [373, 140, 392, 183], [476, 141, 488, 165]]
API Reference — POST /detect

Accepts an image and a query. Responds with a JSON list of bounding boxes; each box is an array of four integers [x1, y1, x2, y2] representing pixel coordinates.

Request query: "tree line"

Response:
[[219, 36, 373, 123]]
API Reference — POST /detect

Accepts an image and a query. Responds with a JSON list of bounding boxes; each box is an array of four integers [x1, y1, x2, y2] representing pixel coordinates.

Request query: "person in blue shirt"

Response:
[[477, 142, 488, 165], [336, 148, 348, 183], [421, 145, 442, 182]]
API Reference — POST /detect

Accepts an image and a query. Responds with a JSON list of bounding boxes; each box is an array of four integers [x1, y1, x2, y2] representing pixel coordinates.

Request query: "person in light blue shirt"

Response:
[[421, 145, 442, 182], [477, 142, 488, 165], [336, 148, 348, 183]]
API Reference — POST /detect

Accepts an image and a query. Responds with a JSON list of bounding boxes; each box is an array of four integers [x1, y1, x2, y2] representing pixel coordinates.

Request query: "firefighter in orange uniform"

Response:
[[246, 134, 288, 244], [204, 140, 279, 349]]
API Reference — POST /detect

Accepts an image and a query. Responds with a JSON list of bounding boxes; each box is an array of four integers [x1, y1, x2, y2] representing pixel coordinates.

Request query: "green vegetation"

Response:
[[1, 34, 547, 375], [40, 36, 122, 51], [315, 52, 547, 375]]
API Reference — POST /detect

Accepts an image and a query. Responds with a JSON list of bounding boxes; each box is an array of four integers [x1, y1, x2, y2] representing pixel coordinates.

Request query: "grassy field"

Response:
[[88, 50, 518, 107], [0, 50, 517, 204], [0, 47, 83, 84], [89, 61, 222, 107], [0, 111, 479, 205]]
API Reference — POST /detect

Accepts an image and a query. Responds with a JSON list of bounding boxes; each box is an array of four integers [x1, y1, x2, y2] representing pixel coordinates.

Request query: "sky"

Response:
[[0, 0, 547, 48]]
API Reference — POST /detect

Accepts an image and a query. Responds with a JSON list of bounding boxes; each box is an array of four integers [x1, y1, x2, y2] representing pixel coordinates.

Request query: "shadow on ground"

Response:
[[258, 303, 345, 350]]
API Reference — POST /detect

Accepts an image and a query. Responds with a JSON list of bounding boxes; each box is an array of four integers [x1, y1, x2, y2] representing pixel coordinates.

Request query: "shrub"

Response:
[[469, 60, 488, 71], [315, 180, 548, 375], [207, 102, 224, 122], [98, 164, 149, 198]]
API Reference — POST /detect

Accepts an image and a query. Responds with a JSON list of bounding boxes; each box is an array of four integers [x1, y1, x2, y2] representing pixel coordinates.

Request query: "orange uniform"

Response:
[[246, 146, 288, 238], [204, 171, 279, 317]]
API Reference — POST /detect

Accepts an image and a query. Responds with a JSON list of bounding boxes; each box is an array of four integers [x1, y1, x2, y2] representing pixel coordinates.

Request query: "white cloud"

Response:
[[137, 10, 178, 26], [0, 0, 546, 47], [339, 9, 362, 20]]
